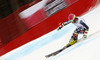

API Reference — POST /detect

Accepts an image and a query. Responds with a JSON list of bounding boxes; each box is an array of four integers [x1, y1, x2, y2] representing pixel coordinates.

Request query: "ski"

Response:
[[45, 32, 95, 58], [45, 44, 71, 58]]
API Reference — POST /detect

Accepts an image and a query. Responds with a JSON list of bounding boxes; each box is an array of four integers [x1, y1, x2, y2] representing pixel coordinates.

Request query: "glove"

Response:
[[83, 34, 87, 39], [83, 29, 88, 39], [57, 23, 66, 31], [57, 26, 62, 31]]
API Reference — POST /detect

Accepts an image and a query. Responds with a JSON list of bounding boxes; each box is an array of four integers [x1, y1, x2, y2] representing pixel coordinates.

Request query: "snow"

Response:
[[1, 4, 100, 60]]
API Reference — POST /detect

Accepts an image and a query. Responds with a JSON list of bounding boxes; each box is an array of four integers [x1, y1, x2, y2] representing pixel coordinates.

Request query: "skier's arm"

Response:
[[63, 20, 71, 26], [80, 20, 89, 34], [57, 20, 71, 30]]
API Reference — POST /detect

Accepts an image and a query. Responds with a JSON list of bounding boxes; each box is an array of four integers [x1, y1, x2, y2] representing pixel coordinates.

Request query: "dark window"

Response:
[[0, 0, 41, 19]]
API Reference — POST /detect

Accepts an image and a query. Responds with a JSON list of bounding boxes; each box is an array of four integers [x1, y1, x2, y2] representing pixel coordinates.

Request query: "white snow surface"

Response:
[[1, 5, 100, 60]]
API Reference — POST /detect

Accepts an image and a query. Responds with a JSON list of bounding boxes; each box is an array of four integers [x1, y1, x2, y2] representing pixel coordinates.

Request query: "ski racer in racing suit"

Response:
[[57, 13, 89, 46]]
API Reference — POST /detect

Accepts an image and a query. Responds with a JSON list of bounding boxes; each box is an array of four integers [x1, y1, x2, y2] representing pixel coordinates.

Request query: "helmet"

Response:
[[68, 13, 76, 21]]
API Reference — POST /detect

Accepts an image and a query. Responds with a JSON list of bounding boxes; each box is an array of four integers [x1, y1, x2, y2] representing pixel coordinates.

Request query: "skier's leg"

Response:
[[69, 33, 78, 42], [67, 29, 79, 46]]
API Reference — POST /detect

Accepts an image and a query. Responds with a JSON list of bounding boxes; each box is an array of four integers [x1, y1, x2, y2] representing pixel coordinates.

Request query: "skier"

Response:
[[57, 13, 89, 46]]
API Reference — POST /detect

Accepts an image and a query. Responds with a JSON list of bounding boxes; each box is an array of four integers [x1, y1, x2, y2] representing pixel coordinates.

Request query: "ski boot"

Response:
[[65, 39, 77, 47]]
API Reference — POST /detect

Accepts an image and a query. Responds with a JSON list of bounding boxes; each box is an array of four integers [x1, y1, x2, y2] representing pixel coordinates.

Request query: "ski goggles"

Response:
[[70, 15, 76, 22]]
